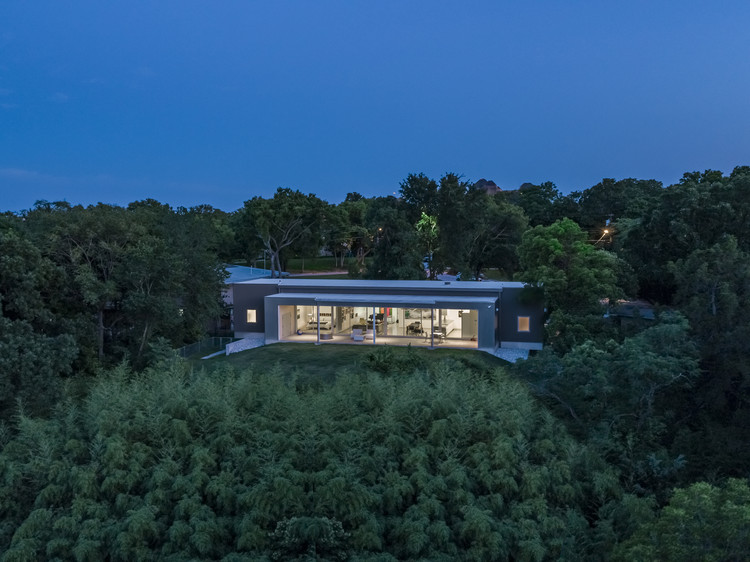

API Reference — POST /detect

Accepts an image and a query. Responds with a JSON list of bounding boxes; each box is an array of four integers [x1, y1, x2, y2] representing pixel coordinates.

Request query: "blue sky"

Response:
[[2, 1, 749, 212]]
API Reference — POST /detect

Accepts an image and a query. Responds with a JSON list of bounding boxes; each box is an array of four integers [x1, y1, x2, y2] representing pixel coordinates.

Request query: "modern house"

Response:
[[231, 279, 543, 353]]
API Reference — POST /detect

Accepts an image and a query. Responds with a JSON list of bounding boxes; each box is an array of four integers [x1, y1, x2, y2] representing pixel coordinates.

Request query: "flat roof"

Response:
[[265, 292, 498, 307], [238, 278, 525, 290]]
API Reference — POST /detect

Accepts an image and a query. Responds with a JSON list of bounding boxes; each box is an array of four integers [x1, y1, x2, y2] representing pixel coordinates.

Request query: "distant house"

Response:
[[230, 278, 544, 353], [474, 178, 503, 195]]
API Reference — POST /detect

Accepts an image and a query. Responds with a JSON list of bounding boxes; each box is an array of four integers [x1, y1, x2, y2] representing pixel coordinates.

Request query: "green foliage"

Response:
[[670, 236, 750, 362], [618, 167, 750, 303], [668, 236, 750, 477], [614, 479, 750, 561], [464, 192, 528, 279], [512, 314, 700, 496], [576, 178, 662, 230], [511, 181, 574, 227], [365, 197, 424, 280], [235, 188, 327, 278], [516, 218, 624, 350], [12, 200, 225, 369], [399, 173, 439, 222], [0, 316, 77, 420], [0, 351, 631, 560], [415, 212, 439, 279]]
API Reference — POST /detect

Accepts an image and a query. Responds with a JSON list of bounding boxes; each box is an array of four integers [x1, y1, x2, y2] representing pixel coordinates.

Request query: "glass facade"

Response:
[[278, 303, 478, 348]]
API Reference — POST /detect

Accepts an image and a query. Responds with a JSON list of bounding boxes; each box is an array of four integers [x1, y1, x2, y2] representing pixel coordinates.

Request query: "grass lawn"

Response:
[[291, 273, 351, 279], [285, 256, 350, 273], [196, 342, 509, 384]]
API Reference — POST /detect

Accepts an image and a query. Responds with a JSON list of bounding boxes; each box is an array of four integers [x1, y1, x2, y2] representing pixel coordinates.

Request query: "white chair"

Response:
[[351, 328, 364, 342]]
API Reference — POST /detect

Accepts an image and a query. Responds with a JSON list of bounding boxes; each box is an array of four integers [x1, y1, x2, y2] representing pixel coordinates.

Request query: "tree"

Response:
[[516, 218, 624, 350], [614, 479, 750, 561], [415, 212, 439, 280], [513, 314, 699, 495], [365, 197, 423, 280], [576, 178, 662, 231], [399, 173, 438, 223], [0, 223, 77, 420], [669, 236, 750, 476], [618, 168, 750, 303], [237, 188, 326, 278], [0, 315, 77, 421], [0, 350, 633, 561], [339, 194, 373, 277], [18, 200, 225, 368], [434, 173, 473, 274], [516, 181, 563, 226], [0, 222, 59, 328], [322, 204, 352, 269], [464, 192, 527, 278]]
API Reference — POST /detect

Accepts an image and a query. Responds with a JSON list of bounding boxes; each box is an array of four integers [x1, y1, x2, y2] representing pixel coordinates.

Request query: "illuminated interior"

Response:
[[277, 304, 479, 348]]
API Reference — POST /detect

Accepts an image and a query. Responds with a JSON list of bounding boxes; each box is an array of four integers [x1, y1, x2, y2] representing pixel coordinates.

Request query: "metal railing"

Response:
[[177, 336, 236, 358]]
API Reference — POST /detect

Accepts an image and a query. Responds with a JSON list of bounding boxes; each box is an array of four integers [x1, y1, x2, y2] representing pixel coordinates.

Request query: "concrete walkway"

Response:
[[492, 348, 529, 363]]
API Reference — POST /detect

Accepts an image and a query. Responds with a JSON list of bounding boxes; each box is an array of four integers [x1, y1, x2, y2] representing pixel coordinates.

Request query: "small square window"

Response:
[[517, 316, 530, 332], [247, 309, 257, 323]]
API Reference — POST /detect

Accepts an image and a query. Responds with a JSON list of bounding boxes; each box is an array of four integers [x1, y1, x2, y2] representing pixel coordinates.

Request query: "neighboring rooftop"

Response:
[[224, 264, 275, 284], [474, 178, 502, 195], [611, 299, 656, 320]]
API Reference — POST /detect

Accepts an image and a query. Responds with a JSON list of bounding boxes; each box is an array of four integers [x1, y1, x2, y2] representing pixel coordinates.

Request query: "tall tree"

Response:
[[365, 197, 423, 280], [669, 236, 750, 476], [513, 314, 699, 495], [577, 178, 662, 231], [434, 173, 472, 274], [516, 181, 564, 226], [0, 222, 77, 419], [339, 194, 373, 277], [516, 218, 624, 350], [399, 173, 439, 223], [236, 188, 326, 278], [415, 212, 439, 280], [322, 203, 351, 269], [464, 191, 527, 278], [618, 168, 750, 303], [614, 479, 750, 561]]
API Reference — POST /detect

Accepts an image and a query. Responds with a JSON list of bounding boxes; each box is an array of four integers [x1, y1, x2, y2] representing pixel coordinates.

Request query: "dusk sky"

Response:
[[2, 1, 749, 212]]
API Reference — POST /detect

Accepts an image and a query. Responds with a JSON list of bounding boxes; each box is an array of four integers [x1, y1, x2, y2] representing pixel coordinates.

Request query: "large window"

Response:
[[278, 303, 477, 348]]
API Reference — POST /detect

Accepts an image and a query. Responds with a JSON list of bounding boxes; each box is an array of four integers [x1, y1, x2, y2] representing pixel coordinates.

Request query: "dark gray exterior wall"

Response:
[[497, 287, 544, 349], [233, 283, 278, 334]]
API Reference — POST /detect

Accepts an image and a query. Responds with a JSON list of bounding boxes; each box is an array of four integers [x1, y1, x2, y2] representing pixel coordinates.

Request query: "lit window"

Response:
[[247, 309, 257, 323], [518, 316, 530, 332]]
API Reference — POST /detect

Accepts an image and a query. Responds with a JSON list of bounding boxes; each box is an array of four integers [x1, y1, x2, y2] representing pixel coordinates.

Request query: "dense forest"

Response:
[[1, 167, 750, 560]]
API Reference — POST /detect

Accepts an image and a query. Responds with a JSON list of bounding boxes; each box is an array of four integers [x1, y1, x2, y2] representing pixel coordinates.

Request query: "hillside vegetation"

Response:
[[2, 348, 638, 561], [3, 167, 750, 558]]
